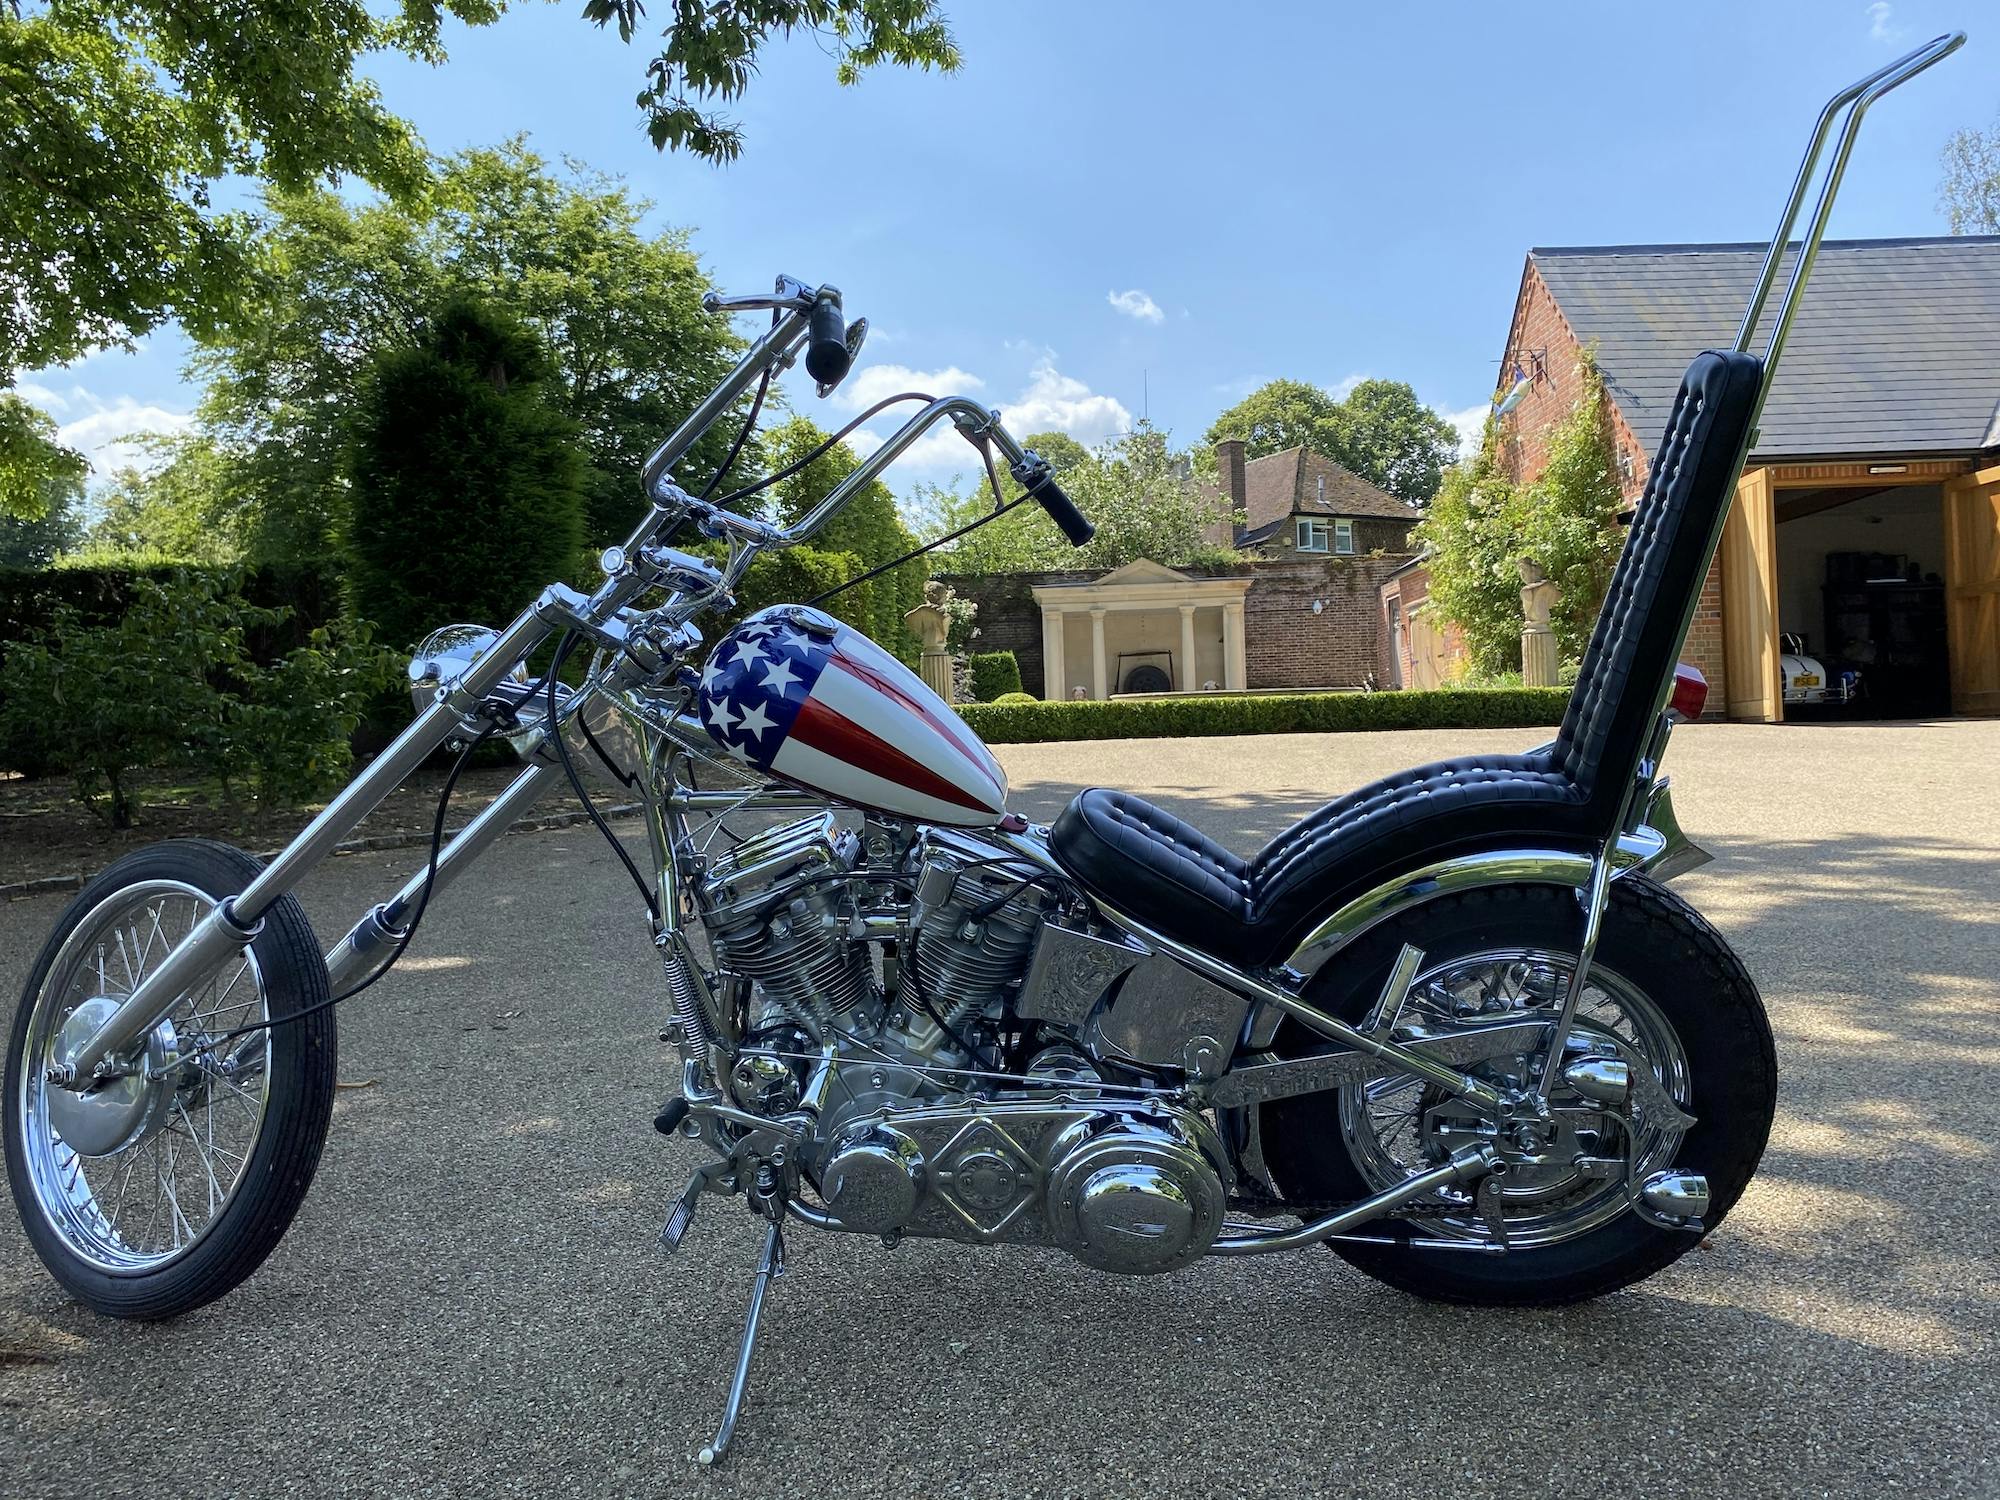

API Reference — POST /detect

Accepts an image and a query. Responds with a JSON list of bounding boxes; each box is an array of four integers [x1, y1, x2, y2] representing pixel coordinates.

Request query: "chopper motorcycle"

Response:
[[3, 35, 1964, 1463]]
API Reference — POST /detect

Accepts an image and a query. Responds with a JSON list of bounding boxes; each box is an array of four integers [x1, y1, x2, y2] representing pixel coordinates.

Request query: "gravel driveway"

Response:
[[1, 721, 1994, 1498]]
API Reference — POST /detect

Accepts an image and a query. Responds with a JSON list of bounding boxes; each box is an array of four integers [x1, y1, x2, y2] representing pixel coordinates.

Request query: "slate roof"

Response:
[[1239, 446, 1415, 532], [1529, 236, 2000, 461]]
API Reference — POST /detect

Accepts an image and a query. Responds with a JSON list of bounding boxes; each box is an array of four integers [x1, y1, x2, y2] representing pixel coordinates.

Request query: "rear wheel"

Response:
[[4, 841, 337, 1318], [1260, 877, 1775, 1305]]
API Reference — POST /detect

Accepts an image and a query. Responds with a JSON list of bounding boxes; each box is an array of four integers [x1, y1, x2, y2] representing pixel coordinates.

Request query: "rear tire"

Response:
[[4, 840, 337, 1319], [1260, 877, 1775, 1306]]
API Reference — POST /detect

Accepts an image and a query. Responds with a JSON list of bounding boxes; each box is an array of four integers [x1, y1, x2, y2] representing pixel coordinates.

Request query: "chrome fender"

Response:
[[1282, 777, 1710, 986]]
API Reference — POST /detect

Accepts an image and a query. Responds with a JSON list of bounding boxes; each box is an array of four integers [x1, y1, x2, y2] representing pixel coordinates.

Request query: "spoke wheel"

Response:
[[1336, 948, 1691, 1251], [1260, 877, 1776, 1306], [6, 841, 336, 1318]]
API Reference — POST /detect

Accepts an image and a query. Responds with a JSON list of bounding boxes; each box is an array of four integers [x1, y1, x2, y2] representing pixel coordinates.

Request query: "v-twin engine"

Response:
[[692, 812, 1233, 1273]]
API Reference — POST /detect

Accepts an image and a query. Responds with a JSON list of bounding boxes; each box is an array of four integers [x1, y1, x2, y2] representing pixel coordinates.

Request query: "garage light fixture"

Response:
[[1867, 463, 1908, 475]]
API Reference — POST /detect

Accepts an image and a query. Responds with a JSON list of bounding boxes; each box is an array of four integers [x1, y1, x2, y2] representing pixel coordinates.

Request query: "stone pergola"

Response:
[[1031, 560, 1251, 700]]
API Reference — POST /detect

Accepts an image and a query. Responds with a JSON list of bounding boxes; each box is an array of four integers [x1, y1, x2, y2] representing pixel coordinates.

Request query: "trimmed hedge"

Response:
[[0, 559, 347, 658], [955, 687, 1571, 744], [968, 650, 1022, 702]]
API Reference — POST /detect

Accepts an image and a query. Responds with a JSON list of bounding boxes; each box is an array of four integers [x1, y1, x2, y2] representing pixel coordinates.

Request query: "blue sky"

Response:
[[21, 0, 1997, 503]]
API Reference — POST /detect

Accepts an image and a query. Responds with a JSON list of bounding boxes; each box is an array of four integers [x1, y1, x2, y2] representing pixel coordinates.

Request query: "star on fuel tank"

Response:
[[760, 658, 801, 696], [736, 701, 775, 741]]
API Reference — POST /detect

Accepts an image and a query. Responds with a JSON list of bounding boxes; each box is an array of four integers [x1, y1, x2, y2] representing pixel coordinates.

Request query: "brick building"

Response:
[[1392, 235, 2000, 719], [941, 444, 1419, 699]]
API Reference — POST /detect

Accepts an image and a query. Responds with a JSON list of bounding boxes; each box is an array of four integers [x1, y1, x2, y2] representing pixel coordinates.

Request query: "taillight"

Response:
[[1669, 663, 1708, 722]]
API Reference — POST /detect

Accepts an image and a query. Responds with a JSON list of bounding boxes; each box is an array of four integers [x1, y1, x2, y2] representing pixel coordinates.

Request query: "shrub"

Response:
[[969, 650, 1023, 702], [346, 296, 587, 653], [993, 691, 1038, 706], [0, 573, 395, 825], [955, 687, 1570, 745]]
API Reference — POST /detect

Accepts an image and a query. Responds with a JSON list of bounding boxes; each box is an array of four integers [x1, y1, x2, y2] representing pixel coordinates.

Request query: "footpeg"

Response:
[[654, 1096, 690, 1136], [660, 1167, 712, 1252], [1635, 1169, 1710, 1232]]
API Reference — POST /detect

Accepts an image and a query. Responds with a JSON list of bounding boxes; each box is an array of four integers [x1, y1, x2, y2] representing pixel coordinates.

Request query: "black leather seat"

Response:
[[1050, 349, 1765, 970]]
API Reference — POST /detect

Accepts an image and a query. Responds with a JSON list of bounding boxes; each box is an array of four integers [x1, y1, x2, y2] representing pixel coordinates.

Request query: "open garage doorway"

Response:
[[1773, 482, 1951, 718]]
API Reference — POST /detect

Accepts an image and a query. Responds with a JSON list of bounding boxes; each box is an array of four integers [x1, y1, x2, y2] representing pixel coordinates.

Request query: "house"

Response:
[[1392, 235, 2000, 718], [939, 445, 1421, 700]]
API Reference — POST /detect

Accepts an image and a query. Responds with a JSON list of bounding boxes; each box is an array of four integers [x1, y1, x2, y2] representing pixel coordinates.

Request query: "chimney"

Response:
[[1214, 439, 1247, 511]]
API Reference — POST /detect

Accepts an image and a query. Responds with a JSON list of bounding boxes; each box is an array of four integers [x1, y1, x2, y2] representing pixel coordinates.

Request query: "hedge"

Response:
[[0, 559, 348, 660], [968, 650, 1022, 702], [954, 687, 1571, 744]]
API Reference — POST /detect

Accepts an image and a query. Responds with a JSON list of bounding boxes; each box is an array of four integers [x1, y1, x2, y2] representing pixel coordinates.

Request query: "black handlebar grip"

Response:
[[805, 296, 851, 386], [1023, 470, 1095, 546]]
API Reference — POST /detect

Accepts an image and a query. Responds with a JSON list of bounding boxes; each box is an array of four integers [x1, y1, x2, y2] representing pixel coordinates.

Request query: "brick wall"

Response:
[[1246, 554, 1413, 690], [1491, 258, 1727, 714]]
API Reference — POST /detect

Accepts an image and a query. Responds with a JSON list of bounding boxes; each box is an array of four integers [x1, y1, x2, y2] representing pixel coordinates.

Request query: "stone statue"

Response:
[[1517, 558, 1562, 687], [903, 602, 954, 701]]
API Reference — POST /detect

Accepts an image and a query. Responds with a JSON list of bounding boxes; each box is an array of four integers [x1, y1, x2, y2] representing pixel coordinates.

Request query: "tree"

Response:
[[1413, 354, 1623, 675], [2, 1, 955, 380], [1940, 114, 2000, 233], [190, 142, 744, 556], [923, 423, 1237, 574], [345, 297, 587, 652], [0, 487, 82, 567], [79, 437, 244, 563], [1206, 377, 1458, 504], [0, 393, 86, 524], [582, 1, 960, 162], [1022, 429, 1090, 474]]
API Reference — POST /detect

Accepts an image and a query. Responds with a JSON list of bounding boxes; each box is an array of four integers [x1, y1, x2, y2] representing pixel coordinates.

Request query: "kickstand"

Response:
[[697, 1219, 785, 1467]]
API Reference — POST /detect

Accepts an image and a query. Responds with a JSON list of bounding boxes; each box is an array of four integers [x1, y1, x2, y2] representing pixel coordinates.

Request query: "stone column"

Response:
[[1040, 608, 1067, 701], [1177, 605, 1198, 691], [1222, 600, 1246, 692], [1090, 607, 1108, 700]]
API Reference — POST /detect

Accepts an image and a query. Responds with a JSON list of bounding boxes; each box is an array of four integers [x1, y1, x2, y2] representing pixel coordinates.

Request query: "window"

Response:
[[1297, 517, 1356, 554]]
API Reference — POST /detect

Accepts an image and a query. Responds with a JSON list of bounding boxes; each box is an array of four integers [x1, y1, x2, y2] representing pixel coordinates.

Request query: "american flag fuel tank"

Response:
[[697, 606, 1009, 827]]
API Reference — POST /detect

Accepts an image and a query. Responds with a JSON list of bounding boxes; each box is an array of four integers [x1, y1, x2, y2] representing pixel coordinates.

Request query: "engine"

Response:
[[691, 812, 1233, 1274]]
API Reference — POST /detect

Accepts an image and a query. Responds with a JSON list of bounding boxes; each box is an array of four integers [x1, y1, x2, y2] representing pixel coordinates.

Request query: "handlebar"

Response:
[[804, 293, 852, 388], [1014, 465, 1095, 546]]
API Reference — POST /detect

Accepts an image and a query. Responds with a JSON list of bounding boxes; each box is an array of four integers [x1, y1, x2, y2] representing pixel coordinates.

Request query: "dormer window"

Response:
[[1298, 517, 1355, 554]]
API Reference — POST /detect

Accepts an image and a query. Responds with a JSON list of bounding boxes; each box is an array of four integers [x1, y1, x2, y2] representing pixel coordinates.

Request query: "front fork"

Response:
[[57, 579, 645, 1088]]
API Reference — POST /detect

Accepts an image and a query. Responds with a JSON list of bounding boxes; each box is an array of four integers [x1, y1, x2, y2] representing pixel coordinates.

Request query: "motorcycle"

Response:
[[2, 35, 1963, 1463]]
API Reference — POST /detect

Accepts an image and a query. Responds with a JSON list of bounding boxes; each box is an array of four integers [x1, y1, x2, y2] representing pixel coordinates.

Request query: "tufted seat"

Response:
[[1049, 349, 1766, 970]]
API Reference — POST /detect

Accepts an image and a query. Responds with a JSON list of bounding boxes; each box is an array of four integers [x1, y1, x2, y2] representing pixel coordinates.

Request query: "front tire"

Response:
[[1260, 877, 1775, 1306], [4, 840, 337, 1318]]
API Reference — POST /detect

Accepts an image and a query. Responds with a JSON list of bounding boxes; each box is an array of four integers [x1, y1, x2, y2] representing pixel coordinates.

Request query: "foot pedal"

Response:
[[660, 1170, 707, 1253], [654, 1096, 690, 1136]]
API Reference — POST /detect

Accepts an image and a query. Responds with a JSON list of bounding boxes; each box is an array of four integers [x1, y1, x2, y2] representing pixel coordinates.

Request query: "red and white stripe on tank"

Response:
[[696, 606, 1008, 827]]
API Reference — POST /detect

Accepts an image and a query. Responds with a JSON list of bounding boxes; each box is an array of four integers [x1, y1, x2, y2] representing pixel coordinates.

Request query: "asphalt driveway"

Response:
[[1, 721, 1995, 1498]]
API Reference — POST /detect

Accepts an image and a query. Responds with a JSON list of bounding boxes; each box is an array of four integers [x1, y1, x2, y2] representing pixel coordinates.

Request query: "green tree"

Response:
[[77, 436, 244, 562], [760, 416, 925, 659], [1207, 377, 1458, 504], [345, 296, 587, 652], [582, 0, 960, 161], [190, 142, 743, 556], [0, 487, 82, 567], [1022, 429, 1090, 474], [924, 423, 1236, 574], [1413, 355, 1623, 674], [1940, 113, 2000, 233], [0, 393, 86, 526]]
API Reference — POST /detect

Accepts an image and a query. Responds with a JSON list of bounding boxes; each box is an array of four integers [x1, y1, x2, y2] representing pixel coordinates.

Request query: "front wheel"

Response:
[[1260, 877, 1775, 1305], [4, 840, 337, 1318]]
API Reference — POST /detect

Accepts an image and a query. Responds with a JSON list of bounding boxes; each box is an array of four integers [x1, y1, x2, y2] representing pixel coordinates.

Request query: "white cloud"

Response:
[[1867, 2, 1903, 42], [1443, 403, 1489, 459], [831, 361, 984, 414], [34, 386, 194, 477], [1326, 372, 1367, 401], [1107, 288, 1165, 325], [842, 351, 1131, 477]]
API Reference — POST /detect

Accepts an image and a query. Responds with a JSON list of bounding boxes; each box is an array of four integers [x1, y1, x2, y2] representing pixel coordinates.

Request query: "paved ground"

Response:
[[0, 721, 1995, 1498]]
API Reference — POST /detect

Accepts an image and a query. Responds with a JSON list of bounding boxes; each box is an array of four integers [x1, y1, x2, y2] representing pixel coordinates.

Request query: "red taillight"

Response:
[[1669, 663, 1708, 722]]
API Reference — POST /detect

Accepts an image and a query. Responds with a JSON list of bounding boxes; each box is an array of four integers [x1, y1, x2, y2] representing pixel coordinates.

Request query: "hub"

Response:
[[44, 998, 180, 1158]]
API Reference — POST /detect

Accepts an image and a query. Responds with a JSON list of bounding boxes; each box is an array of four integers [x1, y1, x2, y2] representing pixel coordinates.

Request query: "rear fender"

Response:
[[1270, 777, 1709, 1012]]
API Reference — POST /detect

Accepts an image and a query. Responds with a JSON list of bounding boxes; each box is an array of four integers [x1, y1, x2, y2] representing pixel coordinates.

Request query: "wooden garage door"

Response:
[[1721, 467, 1782, 722], [1943, 469, 2000, 716]]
